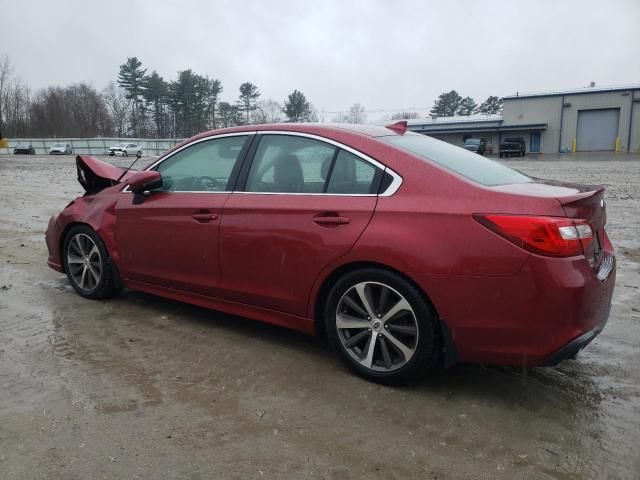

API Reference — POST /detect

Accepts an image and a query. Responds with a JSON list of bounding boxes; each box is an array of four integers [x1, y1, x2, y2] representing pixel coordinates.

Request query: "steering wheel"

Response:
[[193, 176, 224, 191]]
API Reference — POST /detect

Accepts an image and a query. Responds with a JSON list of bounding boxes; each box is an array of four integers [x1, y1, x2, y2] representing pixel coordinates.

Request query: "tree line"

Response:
[[0, 53, 504, 139]]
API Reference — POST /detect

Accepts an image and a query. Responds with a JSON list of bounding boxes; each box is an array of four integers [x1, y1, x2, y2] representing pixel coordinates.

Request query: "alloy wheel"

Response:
[[66, 233, 102, 292], [336, 281, 419, 372]]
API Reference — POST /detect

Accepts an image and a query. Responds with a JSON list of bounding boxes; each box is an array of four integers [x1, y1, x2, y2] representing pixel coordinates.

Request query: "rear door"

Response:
[[219, 133, 383, 316], [115, 133, 251, 296]]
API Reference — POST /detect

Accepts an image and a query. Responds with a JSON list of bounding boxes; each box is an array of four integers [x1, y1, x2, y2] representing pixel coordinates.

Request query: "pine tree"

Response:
[[237, 82, 260, 125], [283, 90, 312, 123], [429, 90, 462, 117], [477, 96, 503, 114], [457, 97, 478, 116], [117, 57, 147, 136]]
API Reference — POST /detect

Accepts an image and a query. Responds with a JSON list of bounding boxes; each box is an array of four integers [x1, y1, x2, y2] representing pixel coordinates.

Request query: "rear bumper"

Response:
[[544, 302, 609, 366], [412, 243, 616, 367]]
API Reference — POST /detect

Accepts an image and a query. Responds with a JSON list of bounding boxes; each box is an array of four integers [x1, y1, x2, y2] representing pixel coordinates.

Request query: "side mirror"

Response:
[[128, 171, 162, 204]]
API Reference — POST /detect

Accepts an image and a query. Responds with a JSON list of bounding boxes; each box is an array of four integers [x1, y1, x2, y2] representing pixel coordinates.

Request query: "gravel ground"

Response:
[[0, 152, 638, 479]]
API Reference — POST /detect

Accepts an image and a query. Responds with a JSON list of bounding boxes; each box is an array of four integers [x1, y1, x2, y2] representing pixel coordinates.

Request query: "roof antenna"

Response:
[[385, 121, 408, 135]]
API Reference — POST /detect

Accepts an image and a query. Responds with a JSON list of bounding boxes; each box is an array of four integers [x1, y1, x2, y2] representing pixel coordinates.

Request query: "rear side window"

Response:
[[382, 133, 531, 186], [244, 135, 384, 194], [326, 150, 379, 194], [155, 135, 248, 192], [245, 135, 335, 193]]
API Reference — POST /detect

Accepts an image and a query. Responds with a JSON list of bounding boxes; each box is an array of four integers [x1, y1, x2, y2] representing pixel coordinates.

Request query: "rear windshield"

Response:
[[465, 139, 480, 145], [382, 133, 531, 186]]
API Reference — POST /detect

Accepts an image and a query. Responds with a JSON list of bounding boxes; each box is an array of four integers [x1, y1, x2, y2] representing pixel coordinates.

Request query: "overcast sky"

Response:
[[2, 0, 639, 120]]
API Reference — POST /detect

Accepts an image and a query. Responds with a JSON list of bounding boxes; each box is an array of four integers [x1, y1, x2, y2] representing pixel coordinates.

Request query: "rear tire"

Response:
[[325, 268, 440, 384], [62, 225, 119, 300]]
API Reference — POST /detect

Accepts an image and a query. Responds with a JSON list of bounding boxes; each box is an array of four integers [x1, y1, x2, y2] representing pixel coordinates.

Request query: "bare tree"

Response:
[[390, 111, 419, 120], [0, 54, 14, 135], [252, 99, 283, 124], [103, 81, 131, 137], [333, 103, 367, 124]]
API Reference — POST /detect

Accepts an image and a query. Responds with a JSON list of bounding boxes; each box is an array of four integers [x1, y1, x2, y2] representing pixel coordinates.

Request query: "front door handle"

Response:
[[313, 215, 350, 225], [192, 213, 218, 223]]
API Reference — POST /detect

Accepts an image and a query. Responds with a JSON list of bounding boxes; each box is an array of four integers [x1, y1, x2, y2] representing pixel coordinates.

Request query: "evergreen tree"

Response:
[[457, 96, 478, 116], [142, 71, 168, 137], [477, 96, 503, 114], [283, 90, 312, 122], [117, 57, 147, 136], [237, 82, 260, 125], [168, 69, 210, 137], [206, 78, 223, 129], [429, 90, 462, 117]]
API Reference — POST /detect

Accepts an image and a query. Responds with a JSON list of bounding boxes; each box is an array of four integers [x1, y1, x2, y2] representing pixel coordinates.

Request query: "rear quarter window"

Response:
[[382, 133, 531, 186]]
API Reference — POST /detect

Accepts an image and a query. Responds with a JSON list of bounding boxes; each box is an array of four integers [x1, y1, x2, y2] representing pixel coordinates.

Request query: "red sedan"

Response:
[[45, 122, 615, 382]]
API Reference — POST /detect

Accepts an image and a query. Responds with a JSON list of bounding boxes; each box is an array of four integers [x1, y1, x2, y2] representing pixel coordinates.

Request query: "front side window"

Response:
[[154, 135, 248, 192]]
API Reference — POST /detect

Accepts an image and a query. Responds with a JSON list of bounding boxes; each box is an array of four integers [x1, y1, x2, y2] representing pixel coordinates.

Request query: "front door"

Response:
[[115, 134, 251, 297], [219, 134, 381, 316]]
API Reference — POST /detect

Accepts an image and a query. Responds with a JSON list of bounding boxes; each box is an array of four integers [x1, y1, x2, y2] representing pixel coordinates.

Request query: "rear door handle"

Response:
[[192, 213, 218, 223], [313, 215, 350, 225]]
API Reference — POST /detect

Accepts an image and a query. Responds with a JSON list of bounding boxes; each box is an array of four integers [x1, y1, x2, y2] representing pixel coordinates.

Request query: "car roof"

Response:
[[192, 123, 399, 140]]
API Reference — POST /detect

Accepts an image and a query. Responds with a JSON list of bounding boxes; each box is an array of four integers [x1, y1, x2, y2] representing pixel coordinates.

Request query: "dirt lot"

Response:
[[0, 152, 639, 479]]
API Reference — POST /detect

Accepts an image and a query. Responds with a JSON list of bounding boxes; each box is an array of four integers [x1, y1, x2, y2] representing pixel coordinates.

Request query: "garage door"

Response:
[[576, 108, 620, 151]]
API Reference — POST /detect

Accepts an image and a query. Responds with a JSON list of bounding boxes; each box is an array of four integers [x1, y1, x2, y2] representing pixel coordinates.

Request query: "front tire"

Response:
[[123, 150, 128, 157], [63, 226, 118, 299], [325, 268, 440, 383]]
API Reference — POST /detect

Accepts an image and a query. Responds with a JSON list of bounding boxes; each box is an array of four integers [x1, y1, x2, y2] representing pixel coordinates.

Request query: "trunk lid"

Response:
[[76, 155, 135, 195]]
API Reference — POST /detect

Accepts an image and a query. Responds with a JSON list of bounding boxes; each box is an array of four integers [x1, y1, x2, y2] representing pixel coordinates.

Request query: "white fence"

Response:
[[1, 137, 184, 156]]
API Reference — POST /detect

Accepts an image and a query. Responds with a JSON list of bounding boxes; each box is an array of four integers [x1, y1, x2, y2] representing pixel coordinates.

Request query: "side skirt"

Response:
[[124, 279, 315, 335]]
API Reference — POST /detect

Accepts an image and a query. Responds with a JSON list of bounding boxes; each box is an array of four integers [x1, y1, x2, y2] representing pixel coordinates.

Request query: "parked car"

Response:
[[109, 143, 142, 157], [14, 143, 36, 154], [45, 122, 615, 383], [462, 138, 486, 155], [49, 143, 73, 155], [499, 137, 526, 157]]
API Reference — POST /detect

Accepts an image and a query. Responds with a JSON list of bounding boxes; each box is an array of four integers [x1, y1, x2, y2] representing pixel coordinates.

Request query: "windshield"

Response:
[[464, 139, 480, 145], [382, 133, 532, 187]]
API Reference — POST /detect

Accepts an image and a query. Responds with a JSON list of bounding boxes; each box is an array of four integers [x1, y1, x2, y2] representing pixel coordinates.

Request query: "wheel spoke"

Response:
[[79, 267, 88, 289], [87, 263, 100, 285], [88, 245, 99, 260], [381, 330, 413, 361], [354, 283, 376, 320], [360, 334, 378, 368], [74, 235, 87, 257], [67, 254, 84, 264], [377, 286, 390, 314], [342, 295, 368, 318], [379, 337, 393, 369], [336, 313, 370, 330], [343, 330, 370, 348], [387, 324, 418, 336], [381, 297, 411, 324]]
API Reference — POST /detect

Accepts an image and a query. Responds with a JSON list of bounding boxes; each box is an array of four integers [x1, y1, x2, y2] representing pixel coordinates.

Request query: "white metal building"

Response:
[[408, 85, 640, 154]]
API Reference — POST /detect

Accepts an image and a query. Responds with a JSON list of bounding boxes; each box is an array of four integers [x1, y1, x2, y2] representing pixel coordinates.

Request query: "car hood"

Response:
[[76, 155, 135, 195], [109, 146, 124, 149]]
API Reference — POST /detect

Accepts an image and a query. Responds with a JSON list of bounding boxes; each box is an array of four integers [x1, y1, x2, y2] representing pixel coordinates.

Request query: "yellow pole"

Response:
[[572, 138, 576, 153], [615, 136, 621, 152]]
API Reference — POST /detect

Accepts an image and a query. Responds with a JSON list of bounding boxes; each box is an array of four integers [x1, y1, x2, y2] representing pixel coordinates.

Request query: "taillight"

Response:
[[474, 214, 593, 257]]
